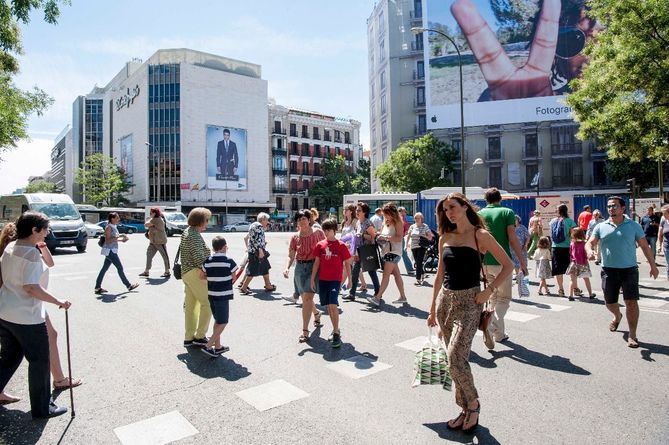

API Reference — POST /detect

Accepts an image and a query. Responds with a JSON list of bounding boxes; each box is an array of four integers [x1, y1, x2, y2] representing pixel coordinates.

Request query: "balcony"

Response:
[[289, 131, 298, 137], [301, 131, 310, 139], [313, 133, 321, 140], [272, 147, 287, 156], [413, 70, 425, 81], [289, 169, 299, 175], [485, 149, 504, 163], [552, 175, 583, 188], [273, 187, 288, 194], [410, 41, 424, 54], [522, 146, 541, 160], [551, 143, 582, 157], [414, 98, 426, 111], [324, 135, 331, 142], [272, 128, 286, 135], [590, 143, 606, 158], [272, 167, 287, 176], [334, 137, 342, 143], [409, 10, 423, 26]]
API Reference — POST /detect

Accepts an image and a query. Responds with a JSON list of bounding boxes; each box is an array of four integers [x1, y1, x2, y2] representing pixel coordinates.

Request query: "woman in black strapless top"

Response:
[[427, 193, 513, 433]]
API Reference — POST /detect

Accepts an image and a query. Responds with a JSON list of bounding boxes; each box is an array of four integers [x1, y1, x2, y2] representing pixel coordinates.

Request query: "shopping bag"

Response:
[[517, 271, 530, 298], [411, 328, 452, 391], [357, 243, 381, 272]]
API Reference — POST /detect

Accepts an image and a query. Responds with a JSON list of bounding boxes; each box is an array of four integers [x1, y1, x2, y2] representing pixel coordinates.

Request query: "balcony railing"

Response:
[[289, 169, 299, 175], [409, 10, 423, 23], [289, 131, 298, 137], [551, 143, 582, 156], [334, 137, 342, 143], [272, 128, 286, 135], [301, 131, 310, 138], [272, 167, 287, 176], [410, 41, 424, 52], [272, 147, 287, 156], [273, 187, 288, 194], [413, 70, 425, 81], [313, 133, 320, 140], [552, 175, 584, 187], [414, 98, 426, 109], [324, 135, 331, 142], [523, 146, 540, 159], [486, 149, 503, 161]]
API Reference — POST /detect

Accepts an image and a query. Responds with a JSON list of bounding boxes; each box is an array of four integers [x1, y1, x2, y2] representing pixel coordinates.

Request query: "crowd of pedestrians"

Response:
[[0, 189, 665, 426]]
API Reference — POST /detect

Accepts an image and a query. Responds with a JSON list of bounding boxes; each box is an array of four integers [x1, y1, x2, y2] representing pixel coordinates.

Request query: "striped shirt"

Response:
[[202, 253, 238, 300], [179, 227, 211, 275], [289, 229, 325, 261]]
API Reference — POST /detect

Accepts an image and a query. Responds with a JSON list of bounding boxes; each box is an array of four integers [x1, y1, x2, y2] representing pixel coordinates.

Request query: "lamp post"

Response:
[[411, 26, 466, 195], [145, 142, 160, 202]]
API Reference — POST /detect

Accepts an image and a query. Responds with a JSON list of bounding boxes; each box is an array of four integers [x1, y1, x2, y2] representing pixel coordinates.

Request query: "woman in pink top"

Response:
[[565, 228, 595, 301]]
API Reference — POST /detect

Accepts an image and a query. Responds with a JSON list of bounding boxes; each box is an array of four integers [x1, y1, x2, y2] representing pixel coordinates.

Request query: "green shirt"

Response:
[[550, 217, 577, 248], [478, 204, 516, 265]]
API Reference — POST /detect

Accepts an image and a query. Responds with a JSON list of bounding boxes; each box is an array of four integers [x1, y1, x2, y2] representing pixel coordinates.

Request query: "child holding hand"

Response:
[[565, 228, 595, 301]]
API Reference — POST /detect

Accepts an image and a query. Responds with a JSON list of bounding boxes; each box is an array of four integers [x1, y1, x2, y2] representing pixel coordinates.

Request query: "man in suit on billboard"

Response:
[[216, 129, 239, 177]]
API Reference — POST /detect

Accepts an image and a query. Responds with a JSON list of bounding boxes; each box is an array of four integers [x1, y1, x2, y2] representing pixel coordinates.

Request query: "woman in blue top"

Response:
[[550, 204, 577, 297], [95, 212, 139, 294]]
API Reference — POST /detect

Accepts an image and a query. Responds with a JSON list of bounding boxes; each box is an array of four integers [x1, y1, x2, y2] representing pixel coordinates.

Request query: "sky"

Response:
[[0, 0, 381, 194]]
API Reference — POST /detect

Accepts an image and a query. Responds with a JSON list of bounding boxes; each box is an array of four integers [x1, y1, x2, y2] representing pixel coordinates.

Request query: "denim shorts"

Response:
[[294, 261, 318, 294], [382, 253, 401, 265], [318, 280, 340, 306], [208, 297, 230, 324]]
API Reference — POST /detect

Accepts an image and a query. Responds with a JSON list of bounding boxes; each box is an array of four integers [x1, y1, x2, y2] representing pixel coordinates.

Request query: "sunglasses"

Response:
[[606, 204, 619, 209], [556, 26, 586, 59]]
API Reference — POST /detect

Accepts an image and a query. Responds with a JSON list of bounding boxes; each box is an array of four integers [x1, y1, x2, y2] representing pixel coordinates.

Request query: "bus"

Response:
[[95, 207, 147, 233], [343, 192, 418, 218]]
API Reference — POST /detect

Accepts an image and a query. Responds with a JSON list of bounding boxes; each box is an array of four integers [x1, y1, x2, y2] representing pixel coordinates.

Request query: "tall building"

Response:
[[50, 125, 72, 193], [269, 102, 362, 216], [65, 48, 271, 223], [367, 0, 622, 194]]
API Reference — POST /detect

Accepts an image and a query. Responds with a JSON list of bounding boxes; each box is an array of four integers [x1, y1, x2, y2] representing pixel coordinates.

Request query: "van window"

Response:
[[3, 205, 13, 220], [21, 205, 29, 214], [31, 203, 80, 221]]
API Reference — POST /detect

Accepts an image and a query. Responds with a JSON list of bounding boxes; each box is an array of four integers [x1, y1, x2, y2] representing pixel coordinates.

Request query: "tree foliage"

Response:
[[24, 179, 55, 193], [351, 158, 371, 194], [0, 1, 69, 158], [566, 0, 669, 162], [374, 133, 457, 193], [310, 155, 354, 213], [605, 158, 658, 193], [75, 153, 133, 207]]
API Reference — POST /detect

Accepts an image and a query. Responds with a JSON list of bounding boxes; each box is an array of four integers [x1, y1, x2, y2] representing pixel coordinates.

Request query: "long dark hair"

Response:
[[436, 193, 486, 235], [382, 202, 400, 226], [341, 204, 356, 230]]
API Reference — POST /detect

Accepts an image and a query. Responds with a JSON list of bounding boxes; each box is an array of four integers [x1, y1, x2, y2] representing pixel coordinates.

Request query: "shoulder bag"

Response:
[[475, 231, 494, 332], [173, 243, 182, 280]]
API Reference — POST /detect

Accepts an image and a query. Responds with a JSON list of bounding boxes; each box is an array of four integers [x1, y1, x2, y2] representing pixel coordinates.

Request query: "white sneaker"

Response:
[[282, 295, 298, 304], [392, 297, 408, 305], [365, 296, 381, 307]]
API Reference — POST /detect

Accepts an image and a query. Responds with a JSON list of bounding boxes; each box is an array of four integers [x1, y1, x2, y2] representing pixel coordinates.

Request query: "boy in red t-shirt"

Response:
[[311, 218, 352, 348]]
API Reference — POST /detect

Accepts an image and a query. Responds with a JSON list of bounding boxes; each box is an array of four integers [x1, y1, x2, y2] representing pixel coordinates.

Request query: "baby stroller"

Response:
[[422, 230, 440, 274]]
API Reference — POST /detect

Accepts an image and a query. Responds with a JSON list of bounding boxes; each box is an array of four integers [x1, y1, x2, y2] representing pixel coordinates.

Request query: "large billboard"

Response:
[[425, 0, 598, 129], [120, 134, 133, 184], [206, 125, 248, 190]]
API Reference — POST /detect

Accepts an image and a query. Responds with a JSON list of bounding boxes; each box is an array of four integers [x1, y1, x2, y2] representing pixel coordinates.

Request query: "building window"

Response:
[[345, 132, 350, 144], [381, 144, 388, 161], [291, 197, 298, 210], [290, 160, 297, 174], [526, 164, 539, 188], [379, 39, 385, 61], [324, 130, 331, 142], [291, 141, 298, 155], [291, 179, 298, 191], [276, 197, 283, 210], [274, 175, 287, 190], [489, 166, 502, 188], [371, 128, 376, 146], [414, 0, 422, 18], [377, 10, 385, 36], [301, 125, 309, 138], [272, 156, 286, 170], [414, 33, 423, 50], [416, 60, 425, 79], [551, 125, 581, 154], [417, 115, 426, 135], [416, 87, 425, 106], [381, 120, 387, 141], [593, 160, 607, 186], [334, 130, 341, 143], [488, 137, 501, 159], [553, 159, 583, 187], [290, 123, 297, 137], [525, 134, 538, 158], [314, 144, 321, 157], [302, 181, 309, 191], [302, 143, 310, 156], [380, 94, 387, 115], [313, 127, 320, 140], [380, 70, 386, 90], [314, 163, 321, 176], [302, 161, 309, 174], [303, 197, 309, 209], [370, 81, 375, 100], [452, 169, 461, 186], [274, 121, 282, 133]]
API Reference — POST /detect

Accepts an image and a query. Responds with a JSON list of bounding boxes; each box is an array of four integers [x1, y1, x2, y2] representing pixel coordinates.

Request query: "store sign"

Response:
[[115, 85, 140, 111]]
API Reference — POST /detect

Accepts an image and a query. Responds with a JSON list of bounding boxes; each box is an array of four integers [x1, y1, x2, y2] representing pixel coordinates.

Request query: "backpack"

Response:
[[551, 218, 566, 244]]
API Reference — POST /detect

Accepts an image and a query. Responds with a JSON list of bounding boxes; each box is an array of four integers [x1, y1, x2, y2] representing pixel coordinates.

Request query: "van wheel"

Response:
[[77, 245, 86, 253]]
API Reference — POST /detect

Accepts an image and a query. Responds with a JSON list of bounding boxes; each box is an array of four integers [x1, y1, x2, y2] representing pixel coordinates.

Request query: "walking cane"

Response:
[[64, 308, 76, 417]]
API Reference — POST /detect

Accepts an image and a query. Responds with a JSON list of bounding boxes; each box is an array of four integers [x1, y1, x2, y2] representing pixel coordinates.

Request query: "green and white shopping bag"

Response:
[[411, 328, 452, 391]]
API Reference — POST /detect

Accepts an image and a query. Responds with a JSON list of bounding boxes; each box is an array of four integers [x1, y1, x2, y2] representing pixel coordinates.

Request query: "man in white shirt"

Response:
[[369, 208, 383, 232]]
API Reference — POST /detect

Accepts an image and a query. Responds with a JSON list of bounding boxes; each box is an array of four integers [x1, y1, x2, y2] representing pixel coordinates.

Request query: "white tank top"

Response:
[[382, 223, 402, 256]]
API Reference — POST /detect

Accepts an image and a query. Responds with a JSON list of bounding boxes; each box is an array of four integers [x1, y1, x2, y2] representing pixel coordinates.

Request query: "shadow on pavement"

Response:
[[177, 351, 251, 381], [638, 292, 669, 302], [423, 422, 501, 444], [470, 340, 590, 375], [0, 408, 47, 444], [95, 292, 130, 303], [297, 332, 378, 364], [242, 289, 281, 301], [621, 332, 669, 362], [145, 277, 170, 286], [350, 298, 429, 319]]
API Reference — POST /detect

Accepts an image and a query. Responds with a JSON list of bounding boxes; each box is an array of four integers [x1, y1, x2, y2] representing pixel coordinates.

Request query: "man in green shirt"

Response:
[[478, 188, 527, 350]]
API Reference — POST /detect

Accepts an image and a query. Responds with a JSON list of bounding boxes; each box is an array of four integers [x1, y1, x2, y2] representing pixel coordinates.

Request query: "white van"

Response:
[[0, 193, 88, 253], [144, 206, 188, 236]]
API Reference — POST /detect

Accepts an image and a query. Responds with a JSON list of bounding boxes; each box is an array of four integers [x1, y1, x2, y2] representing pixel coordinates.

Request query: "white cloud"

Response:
[[0, 138, 54, 194]]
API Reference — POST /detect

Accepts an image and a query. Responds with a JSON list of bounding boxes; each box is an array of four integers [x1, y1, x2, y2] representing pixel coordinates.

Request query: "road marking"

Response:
[[113, 410, 198, 445], [640, 308, 669, 315], [325, 354, 393, 379], [236, 379, 309, 412], [51, 266, 144, 278], [505, 311, 541, 323], [637, 299, 667, 309], [63, 276, 89, 281]]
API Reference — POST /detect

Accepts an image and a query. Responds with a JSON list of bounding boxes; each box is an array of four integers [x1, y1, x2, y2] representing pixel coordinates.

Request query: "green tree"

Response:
[[310, 155, 353, 213], [605, 158, 657, 193], [566, 0, 669, 162], [24, 180, 55, 193], [351, 158, 371, 194], [75, 153, 133, 207], [374, 133, 457, 193], [0, 1, 68, 158]]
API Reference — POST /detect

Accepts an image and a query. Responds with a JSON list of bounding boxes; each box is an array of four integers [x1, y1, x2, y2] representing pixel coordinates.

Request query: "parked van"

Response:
[[0, 193, 88, 252]]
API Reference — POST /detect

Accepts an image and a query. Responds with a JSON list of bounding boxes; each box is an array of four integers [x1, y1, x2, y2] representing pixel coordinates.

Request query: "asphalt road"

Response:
[[0, 232, 668, 445]]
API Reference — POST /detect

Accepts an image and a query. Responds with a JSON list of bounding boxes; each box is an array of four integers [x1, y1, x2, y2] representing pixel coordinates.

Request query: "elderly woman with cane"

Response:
[[0, 212, 72, 418]]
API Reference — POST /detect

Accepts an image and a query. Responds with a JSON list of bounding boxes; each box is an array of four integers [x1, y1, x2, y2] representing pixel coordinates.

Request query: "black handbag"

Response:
[[418, 236, 431, 249], [97, 236, 105, 247], [173, 244, 182, 280], [357, 243, 381, 272]]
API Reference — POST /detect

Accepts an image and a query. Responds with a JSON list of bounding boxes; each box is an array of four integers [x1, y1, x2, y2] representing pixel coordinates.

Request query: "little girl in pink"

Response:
[[565, 228, 595, 301]]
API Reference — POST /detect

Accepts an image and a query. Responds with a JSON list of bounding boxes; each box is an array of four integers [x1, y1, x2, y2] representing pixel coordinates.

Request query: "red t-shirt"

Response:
[[578, 211, 593, 231], [312, 239, 351, 281], [289, 229, 325, 261]]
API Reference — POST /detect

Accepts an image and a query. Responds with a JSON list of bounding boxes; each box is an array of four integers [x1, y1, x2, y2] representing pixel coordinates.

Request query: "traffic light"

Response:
[[626, 178, 636, 195]]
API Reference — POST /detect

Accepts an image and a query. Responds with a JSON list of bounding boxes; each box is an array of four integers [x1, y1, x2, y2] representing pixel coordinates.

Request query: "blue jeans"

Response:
[[401, 238, 414, 273], [349, 260, 380, 296], [96, 251, 131, 289], [645, 236, 657, 259]]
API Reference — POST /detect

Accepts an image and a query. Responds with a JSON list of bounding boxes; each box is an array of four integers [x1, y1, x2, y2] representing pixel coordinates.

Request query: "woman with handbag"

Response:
[[139, 207, 170, 278], [405, 212, 433, 286], [426, 193, 512, 433], [343, 202, 380, 301], [94, 212, 139, 294], [365, 203, 408, 307], [239, 213, 276, 294]]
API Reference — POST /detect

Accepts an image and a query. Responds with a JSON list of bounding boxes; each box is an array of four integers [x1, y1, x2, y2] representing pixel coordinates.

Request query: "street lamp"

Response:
[[145, 141, 160, 202], [411, 26, 466, 195]]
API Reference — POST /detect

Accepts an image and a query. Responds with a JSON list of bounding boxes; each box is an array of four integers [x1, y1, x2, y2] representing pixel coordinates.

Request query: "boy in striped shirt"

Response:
[[200, 236, 238, 357]]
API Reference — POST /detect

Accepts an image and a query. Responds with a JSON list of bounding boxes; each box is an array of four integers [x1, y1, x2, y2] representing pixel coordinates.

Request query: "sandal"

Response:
[[263, 284, 277, 292], [0, 394, 20, 405], [127, 283, 140, 291], [161, 272, 171, 278], [138, 272, 149, 277], [609, 316, 622, 332], [462, 402, 480, 434], [53, 377, 82, 391], [240, 288, 253, 295], [446, 411, 466, 430], [94, 288, 107, 294], [299, 329, 309, 343], [558, 289, 565, 297], [628, 337, 639, 348], [313, 313, 323, 328]]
